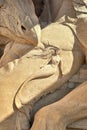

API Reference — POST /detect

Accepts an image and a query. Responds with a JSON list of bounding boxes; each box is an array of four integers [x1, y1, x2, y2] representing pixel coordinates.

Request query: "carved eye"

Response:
[[21, 25, 26, 32], [0, 0, 5, 7]]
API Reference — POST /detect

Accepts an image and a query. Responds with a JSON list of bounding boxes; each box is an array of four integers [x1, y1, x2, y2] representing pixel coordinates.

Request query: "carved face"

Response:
[[0, 0, 42, 68], [0, 0, 40, 46]]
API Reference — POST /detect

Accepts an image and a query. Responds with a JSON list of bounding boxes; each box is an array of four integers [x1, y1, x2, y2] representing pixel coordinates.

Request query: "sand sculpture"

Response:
[[0, 0, 87, 130]]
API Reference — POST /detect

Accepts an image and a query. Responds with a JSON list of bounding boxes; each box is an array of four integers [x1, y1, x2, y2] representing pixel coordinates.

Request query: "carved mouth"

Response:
[[0, 26, 37, 46]]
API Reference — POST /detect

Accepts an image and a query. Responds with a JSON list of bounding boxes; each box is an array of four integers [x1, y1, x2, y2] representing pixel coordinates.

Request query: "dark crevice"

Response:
[[32, 0, 45, 17], [0, 48, 4, 58], [0, 0, 5, 8]]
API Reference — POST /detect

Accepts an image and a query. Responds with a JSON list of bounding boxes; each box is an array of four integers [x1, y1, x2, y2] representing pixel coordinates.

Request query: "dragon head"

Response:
[[0, 0, 42, 68]]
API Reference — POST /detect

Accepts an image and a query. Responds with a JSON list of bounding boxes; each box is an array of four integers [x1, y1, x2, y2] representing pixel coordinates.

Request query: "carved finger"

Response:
[[46, 121, 57, 130], [30, 118, 47, 130], [31, 113, 59, 130]]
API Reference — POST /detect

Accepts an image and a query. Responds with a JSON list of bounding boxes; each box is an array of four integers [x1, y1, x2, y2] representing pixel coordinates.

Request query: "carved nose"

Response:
[[18, 14, 40, 45], [20, 23, 38, 45]]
